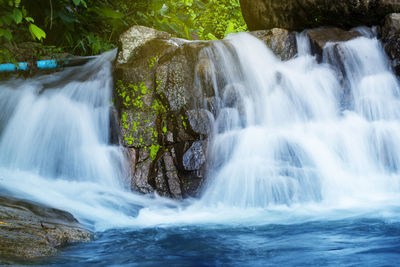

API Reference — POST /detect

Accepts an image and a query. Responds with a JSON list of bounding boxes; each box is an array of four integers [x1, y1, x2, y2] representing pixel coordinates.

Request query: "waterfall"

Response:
[[1, 32, 400, 230], [0, 50, 160, 230], [200, 33, 400, 209]]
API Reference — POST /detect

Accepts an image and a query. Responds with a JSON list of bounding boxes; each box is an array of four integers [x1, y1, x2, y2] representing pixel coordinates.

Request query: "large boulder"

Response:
[[307, 27, 362, 60], [240, 0, 400, 31], [114, 26, 298, 199], [114, 26, 211, 198], [0, 195, 91, 262], [250, 28, 297, 60], [382, 13, 400, 75]]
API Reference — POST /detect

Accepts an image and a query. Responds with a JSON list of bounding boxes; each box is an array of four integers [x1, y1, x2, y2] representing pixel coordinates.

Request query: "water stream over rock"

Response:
[[1, 31, 400, 265]]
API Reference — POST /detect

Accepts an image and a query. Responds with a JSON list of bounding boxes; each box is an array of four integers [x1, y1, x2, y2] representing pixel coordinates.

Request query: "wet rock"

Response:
[[155, 41, 211, 111], [124, 147, 136, 186], [183, 141, 207, 171], [163, 150, 182, 199], [131, 149, 154, 194], [240, 0, 400, 31], [166, 131, 174, 143], [109, 106, 120, 145], [115, 26, 216, 199], [206, 97, 222, 117], [150, 149, 183, 198], [307, 28, 361, 60], [250, 28, 297, 60], [383, 13, 400, 37], [0, 195, 91, 261], [187, 109, 213, 136], [195, 58, 217, 97], [382, 13, 400, 75], [154, 160, 170, 197], [222, 83, 246, 117], [120, 108, 157, 147]]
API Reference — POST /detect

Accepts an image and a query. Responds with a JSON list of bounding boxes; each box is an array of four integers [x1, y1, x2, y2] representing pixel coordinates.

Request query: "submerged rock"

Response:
[[0, 195, 91, 262], [240, 0, 400, 31]]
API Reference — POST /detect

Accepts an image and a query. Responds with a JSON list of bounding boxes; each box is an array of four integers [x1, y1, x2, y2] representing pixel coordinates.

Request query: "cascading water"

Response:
[[200, 33, 400, 211], [2, 31, 400, 266], [0, 50, 175, 230], [1, 31, 400, 233]]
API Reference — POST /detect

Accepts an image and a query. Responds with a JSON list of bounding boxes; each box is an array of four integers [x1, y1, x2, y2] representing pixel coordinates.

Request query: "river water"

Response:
[[1, 31, 400, 266]]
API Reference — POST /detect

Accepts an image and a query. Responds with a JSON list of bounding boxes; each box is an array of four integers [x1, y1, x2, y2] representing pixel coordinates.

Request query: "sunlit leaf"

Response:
[[24, 16, 34, 23], [29, 23, 46, 41]]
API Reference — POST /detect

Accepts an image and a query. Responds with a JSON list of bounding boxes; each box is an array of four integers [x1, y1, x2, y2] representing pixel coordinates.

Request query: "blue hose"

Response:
[[0, 62, 29, 72], [0, 60, 57, 72], [0, 57, 94, 73]]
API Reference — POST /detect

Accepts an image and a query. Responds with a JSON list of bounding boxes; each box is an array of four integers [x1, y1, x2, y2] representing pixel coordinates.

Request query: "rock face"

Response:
[[250, 28, 297, 60], [240, 0, 400, 31], [382, 13, 400, 75], [307, 27, 362, 60], [115, 26, 209, 199], [0, 195, 92, 262], [114, 26, 296, 199]]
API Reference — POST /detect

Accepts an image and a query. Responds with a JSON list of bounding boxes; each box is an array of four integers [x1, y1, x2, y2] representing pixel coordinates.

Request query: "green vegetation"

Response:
[[0, 0, 247, 63], [116, 77, 166, 159], [116, 79, 156, 147], [144, 0, 247, 40], [115, 54, 173, 161]]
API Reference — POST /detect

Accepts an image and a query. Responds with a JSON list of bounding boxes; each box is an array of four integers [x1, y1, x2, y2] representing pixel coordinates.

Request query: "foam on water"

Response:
[[1, 33, 400, 230]]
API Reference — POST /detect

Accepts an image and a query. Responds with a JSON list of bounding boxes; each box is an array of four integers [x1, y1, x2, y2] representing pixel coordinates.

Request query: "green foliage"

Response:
[[149, 144, 160, 161], [116, 75, 166, 160], [0, 0, 47, 62], [142, 0, 247, 40], [28, 23, 46, 41], [0, 0, 247, 63]]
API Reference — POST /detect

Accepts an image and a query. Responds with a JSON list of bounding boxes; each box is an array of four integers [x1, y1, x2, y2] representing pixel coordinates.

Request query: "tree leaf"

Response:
[[29, 23, 46, 41], [80, 0, 87, 8], [12, 8, 22, 24], [24, 16, 34, 23]]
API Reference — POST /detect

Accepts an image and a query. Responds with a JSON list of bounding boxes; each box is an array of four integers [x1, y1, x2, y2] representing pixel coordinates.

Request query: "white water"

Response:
[[0, 50, 161, 230], [1, 33, 400, 230], [201, 33, 400, 210]]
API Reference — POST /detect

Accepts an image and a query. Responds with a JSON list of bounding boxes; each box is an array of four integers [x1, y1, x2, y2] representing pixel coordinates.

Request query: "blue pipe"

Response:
[[37, 60, 58, 69], [0, 62, 29, 72], [0, 60, 58, 72], [0, 57, 95, 73]]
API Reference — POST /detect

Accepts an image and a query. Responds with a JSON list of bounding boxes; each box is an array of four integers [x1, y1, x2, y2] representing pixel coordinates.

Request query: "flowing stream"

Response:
[[1, 32, 400, 265]]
